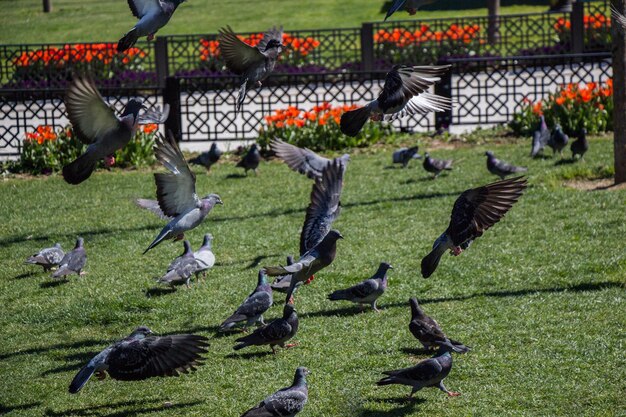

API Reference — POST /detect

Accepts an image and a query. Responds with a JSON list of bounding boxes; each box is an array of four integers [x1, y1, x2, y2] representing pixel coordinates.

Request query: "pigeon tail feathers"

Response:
[[62, 152, 98, 185], [117, 28, 139, 52], [68, 363, 96, 394], [340, 105, 371, 137], [143, 227, 173, 254], [421, 236, 449, 278]]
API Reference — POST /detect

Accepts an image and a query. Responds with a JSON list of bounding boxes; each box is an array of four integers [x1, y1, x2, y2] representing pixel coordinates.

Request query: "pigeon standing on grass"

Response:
[[157, 240, 198, 288], [52, 238, 86, 278], [531, 115, 550, 158], [193, 234, 215, 280], [485, 151, 527, 179], [220, 270, 273, 332], [548, 124, 569, 158], [68, 326, 208, 394], [218, 25, 284, 113], [340, 65, 452, 137], [25, 243, 64, 272], [421, 176, 527, 278], [117, 0, 186, 52], [234, 302, 299, 353], [270, 138, 350, 180], [385, 0, 439, 20], [241, 367, 310, 417], [570, 128, 589, 161], [237, 144, 262, 175], [423, 152, 453, 178], [393, 146, 421, 168], [409, 298, 469, 352], [189, 143, 222, 172], [327, 262, 393, 312], [144, 133, 223, 254]]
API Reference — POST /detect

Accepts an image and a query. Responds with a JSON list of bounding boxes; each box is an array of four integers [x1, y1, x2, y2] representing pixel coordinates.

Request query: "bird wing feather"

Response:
[[218, 26, 265, 75]]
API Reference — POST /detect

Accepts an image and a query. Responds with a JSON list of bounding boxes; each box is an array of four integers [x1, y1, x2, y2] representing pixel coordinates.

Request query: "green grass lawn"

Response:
[[1, 137, 624, 416], [0, 0, 547, 44]]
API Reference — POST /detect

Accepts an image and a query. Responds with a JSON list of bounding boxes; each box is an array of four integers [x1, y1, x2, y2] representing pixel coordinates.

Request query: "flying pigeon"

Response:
[[189, 142, 223, 172], [68, 326, 208, 394], [157, 240, 198, 288], [52, 237, 87, 278], [62, 77, 168, 184], [392, 146, 421, 168], [548, 124, 569, 158], [384, 0, 439, 20], [271, 256, 295, 293], [117, 0, 186, 52], [193, 234, 215, 280], [570, 128, 589, 161], [25, 243, 64, 272], [409, 298, 469, 352], [240, 367, 310, 417], [485, 151, 527, 179], [421, 176, 527, 278], [218, 25, 284, 113], [327, 262, 392, 312], [144, 132, 223, 254], [340, 65, 452, 137], [531, 115, 550, 158], [233, 302, 299, 353], [377, 342, 461, 398], [422, 152, 453, 178], [270, 138, 350, 180], [237, 144, 261, 175], [220, 270, 273, 332], [611, 5, 626, 32]]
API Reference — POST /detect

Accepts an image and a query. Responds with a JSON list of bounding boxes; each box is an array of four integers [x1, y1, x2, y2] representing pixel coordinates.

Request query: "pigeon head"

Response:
[[424, 152, 430, 158], [409, 297, 425, 318], [264, 39, 284, 52], [326, 230, 344, 241], [182, 240, 193, 256], [294, 367, 311, 380], [121, 99, 144, 124], [129, 326, 153, 339], [202, 194, 223, 207], [485, 151, 494, 158], [257, 269, 268, 286], [339, 154, 351, 163], [555, 124, 563, 132], [54, 243, 62, 248], [286, 255, 294, 265], [74, 237, 84, 249], [202, 234, 213, 248], [580, 127, 587, 136], [283, 302, 297, 318]]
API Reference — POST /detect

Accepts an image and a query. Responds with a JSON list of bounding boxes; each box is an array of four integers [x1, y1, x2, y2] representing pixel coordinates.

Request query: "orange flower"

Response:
[[142, 124, 158, 134], [532, 102, 543, 115], [555, 97, 566, 106]]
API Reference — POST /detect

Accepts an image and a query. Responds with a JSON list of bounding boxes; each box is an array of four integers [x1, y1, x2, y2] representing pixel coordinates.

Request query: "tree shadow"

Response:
[[0, 338, 104, 361], [12, 271, 38, 280], [0, 402, 42, 415], [40, 279, 69, 288], [44, 399, 202, 417]]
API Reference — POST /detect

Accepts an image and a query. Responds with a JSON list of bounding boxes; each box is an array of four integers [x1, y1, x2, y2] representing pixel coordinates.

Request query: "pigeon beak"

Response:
[[388, 265, 394, 270], [217, 199, 224, 205]]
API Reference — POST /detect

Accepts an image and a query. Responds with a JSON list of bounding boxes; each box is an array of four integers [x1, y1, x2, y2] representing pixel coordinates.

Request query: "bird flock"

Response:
[[19, 0, 603, 414]]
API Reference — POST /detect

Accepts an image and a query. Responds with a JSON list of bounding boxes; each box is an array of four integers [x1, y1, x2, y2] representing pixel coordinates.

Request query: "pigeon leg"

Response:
[[438, 381, 460, 397], [408, 7, 418, 15], [451, 246, 463, 256], [258, 315, 266, 326], [256, 81, 262, 88], [271, 345, 277, 354], [147, 33, 155, 41], [371, 301, 381, 313], [304, 275, 315, 285], [79, 271, 87, 276], [174, 233, 185, 241], [95, 371, 107, 381], [284, 342, 298, 349], [254, 168, 258, 176]]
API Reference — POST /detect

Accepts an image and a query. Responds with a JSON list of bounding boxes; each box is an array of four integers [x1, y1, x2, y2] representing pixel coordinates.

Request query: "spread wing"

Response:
[[611, 5, 626, 31], [264, 253, 316, 276], [137, 104, 170, 124], [127, 0, 162, 18], [135, 198, 171, 220], [65, 77, 119, 145], [218, 26, 265, 75], [153, 132, 199, 217], [257, 26, 284, 51], [270, 139, 330, 179], [383, 93, 452, 121]]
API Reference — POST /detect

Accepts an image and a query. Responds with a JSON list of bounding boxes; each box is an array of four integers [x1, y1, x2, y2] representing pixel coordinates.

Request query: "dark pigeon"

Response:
[[421, 176, 527, 278], [531, 115, 550, 158], [220, 270, 273, 332], [241, 367, 310, 417], [234, 302, 299, 353], [409, 298, 469, 352], [25, 243, 64, 272], [485, 151, 527, 179], [157, 240, 198, 288], [117, 0, 186, 52], [392, 146, 421, 168], [385, 0, 439, 20], [328, 262, 393, 312], [570, 128, 589, 161], [68, 326, 208, 393], [341, 65, 451, 137], [189, 142, 222, 171], [271, 138, 350, 180], [423, 152, 453, 178], [237, 144, 261, 175], [52, 237, 87, 278], [548, 124, 569, 158]]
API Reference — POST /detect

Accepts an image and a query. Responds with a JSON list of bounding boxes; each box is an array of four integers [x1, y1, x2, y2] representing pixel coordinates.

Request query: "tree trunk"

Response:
[[487, 0, 500, 45], [613, 0, 626, 184]]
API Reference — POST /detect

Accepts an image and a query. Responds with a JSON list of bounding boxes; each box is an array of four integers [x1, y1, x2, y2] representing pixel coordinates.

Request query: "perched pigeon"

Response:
[[241, 367, 310, 417], [220, 270, 273, 332], [393, 146, 421, 168], [340, 65, 451, 137], [234, 302, 299, 353], [68, 326, 208, 394], [62, 77, 168, 184], [328, 262, 393, 312], [117, 0, 186, 52], [193, 234, 215, 280], [423, 152, 453, 178], [237, 144, 262, 175], [25, 243, 64, 272], [409, 298, 469, 352], [384, 0, 439, 20], [570, 128, 589, 161], [189, 142, 223, 172], [270, 138, 350, 180], [377, 342, 461, 398], [144, 132, 223, 254], [218, 26, 284, 113], [52, 237, 87, 278], [485, 151, 527, 179], [531, 115, 550, 158], [421, 176, 527, 278], [548, 124, 569, 158], [157, 240, 198, 288]]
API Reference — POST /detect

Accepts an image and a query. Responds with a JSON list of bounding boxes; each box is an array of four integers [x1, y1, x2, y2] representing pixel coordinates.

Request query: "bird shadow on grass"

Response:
[[554, 158, 576, 166], [225, 173, 248, 179], [40, 279, 69, 288], [12, 271, 37, 280], [400, 347, 435, 356], [144, 287, 177, 298], [357, 397, 425, 417], [41, 350, 102, 376], [0, 402, 42, 415], [300, 305, 368, 319], [44, 399, 202, 417], [225, 350, 274, 360]]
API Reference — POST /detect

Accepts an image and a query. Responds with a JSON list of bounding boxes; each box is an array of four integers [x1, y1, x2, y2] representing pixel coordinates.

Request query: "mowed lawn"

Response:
[[0, 137, 624, 416]]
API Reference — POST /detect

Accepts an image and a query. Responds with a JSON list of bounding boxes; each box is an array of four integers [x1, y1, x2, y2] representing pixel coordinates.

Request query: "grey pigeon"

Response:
[[25, 243, 64, 272], [377, 342, 461, 398], [485, 151, 527, 179], [392, 146, 421, 168], [531, 115, 550, 158], [423, 152, 453, 178], [409, 298, 469, 352], [421, 176, 527, 278], [117, 0, 186, 52], [570, 128, 589, 161], [270, 138, 350, 180], [611, 5, 626, 32], [241, 367, 309, 417], [271, 256, 305, 293], [234, 302, 299, 353], [68, 326, 208, 393], [327, 262, 393, 312], [340, 65, 451, 137], [144, 132, 223, 254], [385, 0, 439, 20], [548, 124, 569, 158], [193, 233, 215, 280], [157, 240, 198, 288], [189, 142, 222, 172], [52, 237, 87, 278], [219, 25, 284, 113], [220, 270, 273, 332], [237, 144, 262, 175], [63, 77, 168, 184]]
